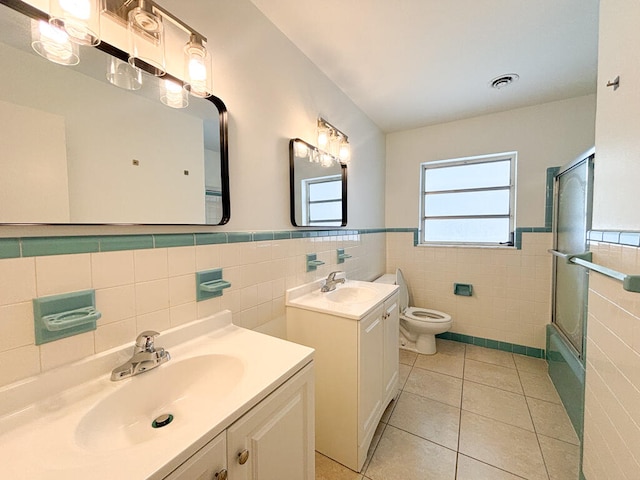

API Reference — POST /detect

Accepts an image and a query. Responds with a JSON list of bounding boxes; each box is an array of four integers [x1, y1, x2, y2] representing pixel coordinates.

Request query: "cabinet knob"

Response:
[[214, 469, 228, 480], [238, 449, 250, 465]]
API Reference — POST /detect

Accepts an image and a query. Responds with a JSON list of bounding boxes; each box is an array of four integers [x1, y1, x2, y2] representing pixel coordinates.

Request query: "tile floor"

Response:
[[315, 339, 581, 480]]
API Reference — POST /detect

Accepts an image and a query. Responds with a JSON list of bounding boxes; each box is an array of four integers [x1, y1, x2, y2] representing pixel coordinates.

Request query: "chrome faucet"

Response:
[[321, 271, 346, 292], [110, 331, 170, 381]]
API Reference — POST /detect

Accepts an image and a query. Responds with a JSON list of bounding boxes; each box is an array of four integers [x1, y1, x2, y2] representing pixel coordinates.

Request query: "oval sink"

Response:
[[325, 285, 377, 304], [75, 354, 244, 452]]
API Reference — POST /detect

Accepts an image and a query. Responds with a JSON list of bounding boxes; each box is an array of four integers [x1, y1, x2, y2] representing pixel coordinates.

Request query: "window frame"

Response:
[[302, 174, 344, 227], [419, 152, 517, 246]]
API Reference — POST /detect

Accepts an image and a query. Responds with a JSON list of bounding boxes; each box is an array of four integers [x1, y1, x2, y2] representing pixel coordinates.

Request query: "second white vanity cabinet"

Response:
[[164, 363, 314, 480], [286, 285, 399, 472]]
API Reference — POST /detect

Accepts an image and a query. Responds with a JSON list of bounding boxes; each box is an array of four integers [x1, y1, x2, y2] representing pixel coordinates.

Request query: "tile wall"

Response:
[[386, 232, 553, 349], [582, 241, 640, 478], [0, 232, 386, 388]]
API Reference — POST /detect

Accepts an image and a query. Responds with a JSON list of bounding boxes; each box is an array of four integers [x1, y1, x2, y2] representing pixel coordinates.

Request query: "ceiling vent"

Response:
[[490, 73, 519, 89]]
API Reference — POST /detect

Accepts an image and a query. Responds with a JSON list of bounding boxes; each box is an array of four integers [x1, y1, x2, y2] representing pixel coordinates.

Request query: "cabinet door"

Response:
[[383, 294, 399, 405], [164, 431, 227, 480], [358, 306, 384, 447], [227, 363, 314, 480]]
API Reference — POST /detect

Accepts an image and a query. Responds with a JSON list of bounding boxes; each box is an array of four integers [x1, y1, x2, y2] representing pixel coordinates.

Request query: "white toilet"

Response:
[[375, 269, 452, 355]]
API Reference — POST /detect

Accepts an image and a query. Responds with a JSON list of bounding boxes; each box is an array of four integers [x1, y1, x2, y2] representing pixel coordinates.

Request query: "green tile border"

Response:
[[100, 235, 154, 252], [436, 331, 545, 358], [22, 236, 100, 257], [589, 230, 640, 247], [154, 234, 195, 248], [0, 238, 20, 259], [514, 226, 552, 249]]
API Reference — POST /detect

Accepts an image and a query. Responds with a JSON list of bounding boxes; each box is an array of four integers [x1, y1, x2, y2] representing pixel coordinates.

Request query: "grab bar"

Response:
[[548, 249, 640, 293]]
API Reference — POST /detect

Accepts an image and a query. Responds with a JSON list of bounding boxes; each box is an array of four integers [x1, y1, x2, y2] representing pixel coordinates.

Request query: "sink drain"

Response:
[[152, 413, 174, 428]]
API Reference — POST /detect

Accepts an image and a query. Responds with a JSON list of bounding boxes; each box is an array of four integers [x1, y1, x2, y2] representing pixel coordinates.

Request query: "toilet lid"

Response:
[[395, 268, 410, 312], [404, 307, 452, 323]]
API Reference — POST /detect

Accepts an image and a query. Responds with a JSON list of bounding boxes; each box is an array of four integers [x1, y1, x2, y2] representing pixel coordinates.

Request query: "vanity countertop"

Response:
[[0, 310, 314, 479], [286, 278, 398, 320]]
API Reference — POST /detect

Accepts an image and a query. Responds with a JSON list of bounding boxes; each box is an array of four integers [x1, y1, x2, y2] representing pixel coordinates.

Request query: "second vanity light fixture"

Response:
[[317, 117, 351, 164], [33, 0, 213, 106]]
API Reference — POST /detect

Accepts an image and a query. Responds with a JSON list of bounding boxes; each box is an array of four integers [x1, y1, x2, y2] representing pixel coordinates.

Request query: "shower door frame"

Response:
[[551, 150, 595, 360]]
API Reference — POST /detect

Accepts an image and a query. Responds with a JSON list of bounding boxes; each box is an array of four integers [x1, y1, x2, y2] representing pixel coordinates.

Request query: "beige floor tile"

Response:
[[514, 354, 548, 374], [519, 370, 562, 404], [465, 344, 516, 369], [399, 349, 417, 366], [459, 411, 548, 480], [462, 381, 534, 431], [463, 359, 523, 394], [538, 434, 580, 480], [456, 454, 526, 480], [415, 351, 464, 378], [527, 397, 579, 445], [398, 363, 411, 388], [436, 338, 466, 356], [404, 367, 463, 408], [364, 425, 456, 480], [388, 391, 460, 450], [315, 452, 363, 480]]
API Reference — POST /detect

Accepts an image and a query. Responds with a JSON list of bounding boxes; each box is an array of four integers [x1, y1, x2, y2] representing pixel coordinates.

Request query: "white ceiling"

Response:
[[249, 0, 599, 133]]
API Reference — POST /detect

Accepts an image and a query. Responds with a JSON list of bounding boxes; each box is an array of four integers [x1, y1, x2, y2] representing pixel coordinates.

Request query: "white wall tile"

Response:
[[36, 254, 92, 297], [95, 317, 136, 353], [39, 331, 95, 371], [0, 258, 36, 306], [91, 251, 134, 289], [169, 274, 196, 306], [136, 309, 170, 333], [0, 345, 40, 386], [168, 246, 196, 277], [0, 302, 34, 352], [195, 244, 221, 270], [170, 302, 197, 327], [96, 285, 136, 325], [135, 279, 169, 315], [134, 248, 168, 282]]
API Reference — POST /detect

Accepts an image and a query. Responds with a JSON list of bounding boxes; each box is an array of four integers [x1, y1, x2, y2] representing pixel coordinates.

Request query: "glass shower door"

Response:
[[552, 153, 594, 357]]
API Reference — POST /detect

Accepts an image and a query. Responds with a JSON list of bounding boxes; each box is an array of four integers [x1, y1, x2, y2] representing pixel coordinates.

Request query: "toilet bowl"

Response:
[[375, 269, 452, 355]]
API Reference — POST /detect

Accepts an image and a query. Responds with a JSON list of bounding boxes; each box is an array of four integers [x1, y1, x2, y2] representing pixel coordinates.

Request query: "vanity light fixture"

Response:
[[31, 19, 80, 65], [184, 34, 212, 98], [106, 56, 143, 90], [317, 117, 351, 164], [49, 0, 103, 46], [127, 0, 165, 76]]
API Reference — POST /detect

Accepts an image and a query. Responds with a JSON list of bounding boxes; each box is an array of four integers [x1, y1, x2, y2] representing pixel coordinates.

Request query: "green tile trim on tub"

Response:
[[436, 331, 545, 358], [0, 238, 21, 259], [153, 234, 195, 248]]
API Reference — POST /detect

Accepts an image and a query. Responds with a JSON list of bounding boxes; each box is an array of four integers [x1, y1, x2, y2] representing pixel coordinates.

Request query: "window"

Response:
[[303, 175, 343, 226], [420, 152, 516, 245]]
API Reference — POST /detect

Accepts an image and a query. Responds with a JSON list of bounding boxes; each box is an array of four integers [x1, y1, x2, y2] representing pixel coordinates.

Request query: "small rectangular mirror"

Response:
[[289, 138, 347, 227]]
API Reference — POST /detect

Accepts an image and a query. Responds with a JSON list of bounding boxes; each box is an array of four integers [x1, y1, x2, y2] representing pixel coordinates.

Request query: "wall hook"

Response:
[[606, 76, 620, 91]]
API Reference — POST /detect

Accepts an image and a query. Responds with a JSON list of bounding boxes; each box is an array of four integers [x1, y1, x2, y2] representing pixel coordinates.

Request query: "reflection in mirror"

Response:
[[0, 0, 229, 225], [289, 138, 347, 227]]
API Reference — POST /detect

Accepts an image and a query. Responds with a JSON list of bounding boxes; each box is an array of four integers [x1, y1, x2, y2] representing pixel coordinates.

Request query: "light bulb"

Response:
[[49, 0, 102, 46], [59, 0, 91, 20], [160, 79, 188, 109], [293, 140, 309, 158], [184, 37, 212, 98], [31, 20, 79, 66], [317, 126, 329, 150], [339, 141, 350, 162]]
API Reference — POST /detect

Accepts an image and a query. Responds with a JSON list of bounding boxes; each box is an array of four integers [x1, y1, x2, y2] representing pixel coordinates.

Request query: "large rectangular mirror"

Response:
[[289, 138, 347, 227], [0, 0, 230, 225]]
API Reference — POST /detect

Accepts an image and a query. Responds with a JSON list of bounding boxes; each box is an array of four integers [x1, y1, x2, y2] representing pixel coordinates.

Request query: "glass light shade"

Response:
[[106, 57, 142, 90], [184, 38, 212, 98], [128, 4, 165, 76], [317, 125, 330, 151], [320, 153, 334, 168], [31, 20, 79, 66], [338, 140, 350, 162], [160, 79, 188, 109], [49, 0, 102, 46], [293, 140, 309, 159]]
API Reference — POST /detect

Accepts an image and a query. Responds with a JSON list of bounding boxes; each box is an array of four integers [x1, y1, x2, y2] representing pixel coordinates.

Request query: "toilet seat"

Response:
[[403, 307, 451, 323]]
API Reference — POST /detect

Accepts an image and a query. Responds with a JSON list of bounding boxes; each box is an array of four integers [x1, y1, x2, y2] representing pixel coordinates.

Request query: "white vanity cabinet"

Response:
[[287, 290, 399, 472], [164, 363, 314, 480]]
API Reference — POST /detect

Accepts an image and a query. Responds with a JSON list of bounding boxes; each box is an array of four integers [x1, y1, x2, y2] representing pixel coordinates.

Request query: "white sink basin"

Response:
[[326, 285, 377, 304], [286, 279, 398, 320], [75, 354, 243, 451], [76, 354, 244, 451]]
